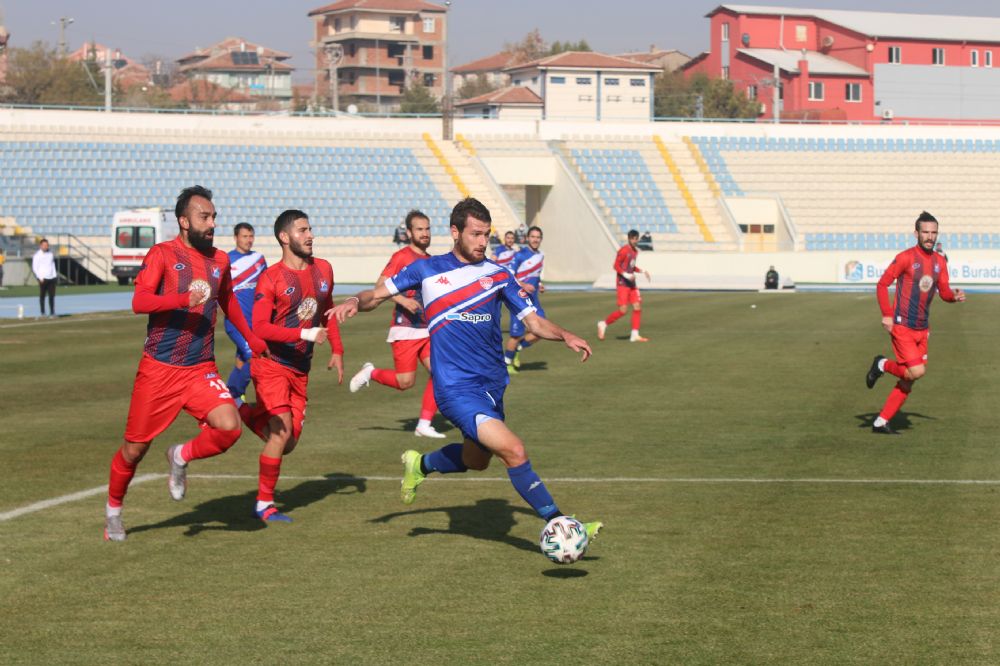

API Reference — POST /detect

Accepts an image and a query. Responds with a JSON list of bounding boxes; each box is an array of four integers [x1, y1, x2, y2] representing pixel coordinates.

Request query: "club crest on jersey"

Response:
[[205, 372, 218, 379], [479, 276, 494, 290], [174, 263, 186, 271], [320, 280, 329, 293], [284, 286, 296, 296], [297, 297, 318, 322], [212, 267, 221, 279], [919, 275, 934, 292], [518, 289, 528, 299]]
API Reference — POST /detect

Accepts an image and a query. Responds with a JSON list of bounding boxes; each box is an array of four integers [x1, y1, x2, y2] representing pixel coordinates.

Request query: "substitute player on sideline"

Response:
[[225, 222, 267, 400], [348, 210, 445, 438], [239, 210, 344, 522], [104, 186, 267, 542], [331, 198, 603, 543], [865, 211, 965, 434], [598, 229, 651, 343], [504, 225, 545, 374]]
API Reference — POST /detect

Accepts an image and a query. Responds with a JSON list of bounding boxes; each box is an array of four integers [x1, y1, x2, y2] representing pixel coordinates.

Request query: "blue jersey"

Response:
[[493, 245, 517, 268], [385, 252, 536, 391], [511, 247, 544, 300], [227, 249, 266, 322]]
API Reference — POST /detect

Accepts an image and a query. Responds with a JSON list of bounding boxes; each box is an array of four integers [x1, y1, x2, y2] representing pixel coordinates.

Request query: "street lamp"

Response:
[[52, 17, 74, 57], [442, 1, 453, 139]]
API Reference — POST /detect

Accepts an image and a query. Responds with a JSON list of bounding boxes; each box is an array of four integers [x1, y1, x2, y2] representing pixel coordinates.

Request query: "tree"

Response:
[[457, 73, 498, 100], [1, 41, 103, 106], [399, 82, 439, 114], [654, 70, 760, 119], [504, 29, 547, 64], [550, 39, 591, 55]]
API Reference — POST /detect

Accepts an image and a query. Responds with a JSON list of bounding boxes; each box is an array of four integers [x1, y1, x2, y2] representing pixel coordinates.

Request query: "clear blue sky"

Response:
[[4, 0, 1000, 82]]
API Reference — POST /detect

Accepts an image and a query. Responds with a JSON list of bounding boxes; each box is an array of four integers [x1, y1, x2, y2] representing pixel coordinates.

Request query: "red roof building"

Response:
[[68, 42, 152, 90], [176, 37, 293, 107], [455, 85, 543, 119]]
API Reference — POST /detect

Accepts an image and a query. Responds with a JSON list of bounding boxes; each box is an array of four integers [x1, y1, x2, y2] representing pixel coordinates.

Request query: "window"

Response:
[[576, 77, 592, 85], [888, 46, 900, 64], [795, 25, 807, 43], [578, 94, 593, 101], [606, 95, 621, 102], [423, 73, 435, 87], [388, 43, 405, 58], [721, 23, 730, 41], [845, 82, 861, 102], [115, 226, 155, 249], [630, 78, 646, 86], [747, 85, 757, 100], [423, 45, 433, 60], [808, 81, 824, 100], [971, 50, 979, 67], [932, 48, 945, 65], [347, 44, 356, 57], [550, 76, 566, 84], [423, 17, 435, 32], [721, 66, 729, 80], [389, 16, 405, 32], [605, 77, 620, 86], [334, 18, 341, 32], [987, 51, 994, 67]]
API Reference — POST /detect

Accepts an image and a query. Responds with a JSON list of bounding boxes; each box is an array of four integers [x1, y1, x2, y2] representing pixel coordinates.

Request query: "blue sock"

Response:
[[423, 443, 467, 474], [504, 349, 516, 362], [227, 363, 251, 397], [507, 460, 559, 519], [517, 340, 532, 351]]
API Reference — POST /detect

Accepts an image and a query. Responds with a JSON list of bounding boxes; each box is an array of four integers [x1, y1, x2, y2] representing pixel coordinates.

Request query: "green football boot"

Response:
[[400, 449, 426, 505]]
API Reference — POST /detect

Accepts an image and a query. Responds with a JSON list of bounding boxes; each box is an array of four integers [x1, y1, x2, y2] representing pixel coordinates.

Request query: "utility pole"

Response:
[[104, 48, 112, 112], [442, 1, 453, 140], [324, 43, 343, 112], [53, 17, 74, 57]]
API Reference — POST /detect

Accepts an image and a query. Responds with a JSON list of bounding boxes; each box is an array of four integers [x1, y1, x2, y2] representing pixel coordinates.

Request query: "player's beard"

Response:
[[456, 236, 486, 263], [290, 238, 313, 260], [412, 234, 431, 252], [188, 228, 214, 252]]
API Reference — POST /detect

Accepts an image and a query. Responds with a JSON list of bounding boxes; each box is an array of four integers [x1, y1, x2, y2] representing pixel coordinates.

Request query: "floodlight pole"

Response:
[[54, 17, 74, 57], [104, 48, 112, 112], [324, 43, 343, 113]]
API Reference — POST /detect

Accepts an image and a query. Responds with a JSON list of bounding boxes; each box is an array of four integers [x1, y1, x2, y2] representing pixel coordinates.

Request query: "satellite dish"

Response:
[[821, 35, 835, 51], [741, 33, 750, 47], [347, 104, 359, 115]]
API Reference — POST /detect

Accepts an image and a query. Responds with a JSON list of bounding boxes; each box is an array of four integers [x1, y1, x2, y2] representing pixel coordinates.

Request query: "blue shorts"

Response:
[[509, 303, 544, 338], [435, 386, 506, 445], [224, 319, 253, 363]]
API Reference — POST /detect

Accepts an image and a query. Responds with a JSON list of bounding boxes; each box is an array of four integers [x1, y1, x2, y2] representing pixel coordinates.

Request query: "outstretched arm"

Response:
[[522, 312, 592, 362], [328, 282, 395, 323]]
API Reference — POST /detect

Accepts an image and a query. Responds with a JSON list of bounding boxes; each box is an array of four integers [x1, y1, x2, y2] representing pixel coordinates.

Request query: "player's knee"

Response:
[[122, 440, 150, 464], [397, 374, 416, 390], [618, 304, 628, 314], [633, 303, 642, 312], [906, 365, 926, 381]]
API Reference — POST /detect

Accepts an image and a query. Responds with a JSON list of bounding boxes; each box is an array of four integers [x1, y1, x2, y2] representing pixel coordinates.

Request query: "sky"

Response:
[[5, 0, 1000, 83]]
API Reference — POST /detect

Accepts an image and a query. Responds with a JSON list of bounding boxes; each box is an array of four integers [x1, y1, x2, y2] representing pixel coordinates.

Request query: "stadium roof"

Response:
[[505, 51, 661, 73], [308, 0, 446, 16], [713, 5, 1000, 43], [737, 48, 869, 76], [455, 86, 543, 107]]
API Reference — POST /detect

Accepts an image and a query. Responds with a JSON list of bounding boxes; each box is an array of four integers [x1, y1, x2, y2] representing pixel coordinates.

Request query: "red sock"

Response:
[[605, 310, 624, 326], [420, 378, 437, 421], [631, 310, 641, 331], [181, 427, 241, 462], [372, 368, 402, 390], [107, 447, 137, 509], [879, 382, 911, 421], [883, 359, 906, 379], [257, 455, 282, 503]]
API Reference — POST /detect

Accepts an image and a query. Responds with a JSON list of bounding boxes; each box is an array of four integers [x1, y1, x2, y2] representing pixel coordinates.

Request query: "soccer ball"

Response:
[[539, 516, 589, 564]]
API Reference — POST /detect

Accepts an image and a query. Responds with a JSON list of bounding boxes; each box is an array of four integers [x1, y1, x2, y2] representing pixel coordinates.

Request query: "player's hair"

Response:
[[234, 222, 254, 235], [450, 197, 491, 232], [274, 209, 308, 244], [39, 237, 49, 244], [175, 185, 213, 220], [404, 209, 428, 230], [627, 229, 640, 240], [527, 225, 543, 238], [915, 211, 938, 229], [504, 230, 515, 238]]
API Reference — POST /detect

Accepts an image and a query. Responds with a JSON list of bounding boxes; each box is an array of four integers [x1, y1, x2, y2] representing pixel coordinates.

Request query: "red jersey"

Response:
[[614, 244, 641, 288], [381, 246, 431, 332], [877, 246, 956, 330], [252, 258, 343, 373], [133, 236, 254, 367]]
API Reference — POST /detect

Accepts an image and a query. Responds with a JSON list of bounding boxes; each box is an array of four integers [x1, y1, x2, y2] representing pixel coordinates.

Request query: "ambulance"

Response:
[[110, 208, 174, 285]]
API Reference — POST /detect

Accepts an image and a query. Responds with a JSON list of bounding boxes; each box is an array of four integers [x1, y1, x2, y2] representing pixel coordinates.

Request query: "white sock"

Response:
[[504, 357, 512, 365], [877, 358, 887, 372], [106, 504, 122, 518], [630, 329, 640, 338], [255, 500, 272, 512], [873, 416, 888, 427], [417, 418, 432, 430], [173, 446, 187, 467]]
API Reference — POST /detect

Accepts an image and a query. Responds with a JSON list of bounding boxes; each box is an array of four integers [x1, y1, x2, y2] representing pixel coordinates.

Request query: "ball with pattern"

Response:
[[539, 516, 589, 564]]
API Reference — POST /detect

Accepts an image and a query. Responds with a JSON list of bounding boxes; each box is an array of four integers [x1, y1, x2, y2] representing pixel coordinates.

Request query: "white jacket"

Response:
[[32, 249, 57, 281]]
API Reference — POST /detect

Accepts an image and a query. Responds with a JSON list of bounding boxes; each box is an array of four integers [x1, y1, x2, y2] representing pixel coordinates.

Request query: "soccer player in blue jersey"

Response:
[[504, 226, 544, 375], [492, 230, 517, 267], [331, 198, 603, 545], [225, 223, 267, 400]]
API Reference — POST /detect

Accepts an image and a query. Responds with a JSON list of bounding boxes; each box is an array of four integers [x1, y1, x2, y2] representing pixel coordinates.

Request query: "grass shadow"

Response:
[[854, 411, 937, 433], [371, 498, 539, 553], [130, 472, 366, 537], [515, 361, 548, 372], [358, 416, 455, 435]]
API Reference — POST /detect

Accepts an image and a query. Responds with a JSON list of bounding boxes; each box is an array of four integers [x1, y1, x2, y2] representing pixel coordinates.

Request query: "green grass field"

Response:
[[2, 291, 999, 664]]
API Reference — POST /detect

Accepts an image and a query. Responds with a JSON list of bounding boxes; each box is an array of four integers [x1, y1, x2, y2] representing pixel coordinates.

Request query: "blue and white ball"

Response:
[[539, 516, 589, 564]]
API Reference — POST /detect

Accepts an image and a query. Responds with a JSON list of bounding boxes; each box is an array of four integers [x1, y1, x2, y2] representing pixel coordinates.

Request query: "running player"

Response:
[[239, 210, 344, 522], [225, 222, 267, 401], [865, 211, 965, 434], [348, 210, 444, 438], [504, 226, 544, 374], [331, 198, 602, 544], [492, 230, 517, 267], [598, 229, 651, 342], [103, 185, 267, 542]]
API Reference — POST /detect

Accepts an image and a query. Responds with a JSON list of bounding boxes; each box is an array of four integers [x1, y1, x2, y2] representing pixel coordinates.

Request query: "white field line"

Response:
[[5, 474, 1000, 523]]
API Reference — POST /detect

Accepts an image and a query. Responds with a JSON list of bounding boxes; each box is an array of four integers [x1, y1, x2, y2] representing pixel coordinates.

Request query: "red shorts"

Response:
[[125, 355, 233, 443], [617, 285, 641, 306], [250, 356, 309, 440], [891, 325, 929, 367], [391, 337, 431, 373]]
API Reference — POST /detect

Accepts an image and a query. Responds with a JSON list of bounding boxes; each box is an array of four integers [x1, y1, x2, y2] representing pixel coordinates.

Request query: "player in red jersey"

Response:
[[348, 210, 445, 438], [237, 210, 344, 522], [103, 185, 267, 542], [598, 229, 651, 342], [865, 211, 965, 434]]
